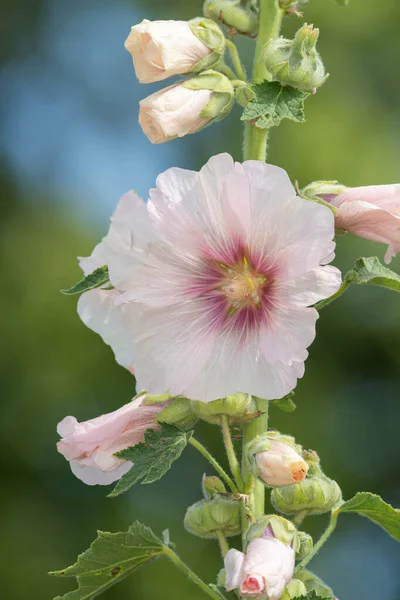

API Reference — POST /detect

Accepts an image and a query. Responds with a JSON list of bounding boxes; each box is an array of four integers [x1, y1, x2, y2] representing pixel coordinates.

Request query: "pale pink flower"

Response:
[[328, 184, 400, 264], [139, 83, 212, 144], [125, 19, 212, 84], [78, 154, 341, 402], [256, 440, 308, 487], [224, 538, 295, 600], [57, 393, 165, 485]]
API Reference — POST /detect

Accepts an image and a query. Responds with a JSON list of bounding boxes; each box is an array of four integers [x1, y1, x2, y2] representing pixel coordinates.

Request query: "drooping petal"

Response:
[[332, 184, 400, 211], [70, 458, 131, 486], [336, 200, 400, 246], [224, 548, 246, 591]]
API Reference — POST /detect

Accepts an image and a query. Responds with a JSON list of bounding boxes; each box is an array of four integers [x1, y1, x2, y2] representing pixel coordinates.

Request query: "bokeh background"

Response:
[[1, 0, 400, 599]]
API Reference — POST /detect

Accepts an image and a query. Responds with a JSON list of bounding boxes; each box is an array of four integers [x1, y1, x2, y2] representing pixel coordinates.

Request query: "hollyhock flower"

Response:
[[78, 154, 341, 402], [125, 19, 223, 84], [255, 440, 309, 487], [57, 393, 165, 485], [329, 184, 400, 264], [224, 537, 295, 600]]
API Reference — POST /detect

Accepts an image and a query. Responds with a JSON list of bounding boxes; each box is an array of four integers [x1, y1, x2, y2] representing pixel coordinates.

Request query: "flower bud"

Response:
[[281, 579, 308, 599], [293, 531, 313, 561], [139, 70, 234, 144], [192, 393, 254, 424], [247, 515, 297, 547], [184, 497, 241, 538], [124, 18, 224, 84], [156, 397, 198, 429], [202, 474, 227, 499], [246, 432, 309, 487], [263, 24, 328, 92], [298, 569, 336, 599], [203, 0, 258, 36], [271, 472, 342, 516], [301, 180, 346, 205], [217, 568, 226, 587]]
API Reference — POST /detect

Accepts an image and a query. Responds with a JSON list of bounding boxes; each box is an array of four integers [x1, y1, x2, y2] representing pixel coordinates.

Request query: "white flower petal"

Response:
[[69, 459, 131, 486], [224, 549, 246, 591]]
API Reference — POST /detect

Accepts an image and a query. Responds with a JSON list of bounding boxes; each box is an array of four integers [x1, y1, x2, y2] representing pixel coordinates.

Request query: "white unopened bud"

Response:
[[256, 440, 308, 486]]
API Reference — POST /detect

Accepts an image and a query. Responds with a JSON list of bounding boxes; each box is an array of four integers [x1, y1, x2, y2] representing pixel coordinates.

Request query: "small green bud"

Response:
[[235, 83, 255, 107], [281, 579, 308, 599], [202, 474, 227, 499], [184, 69, 235, 122], [188, 18, 226, 73], [157, 397, 198, 430], [298, 569, 336, 599], [301, 180, 346, 206], [263, 24, 328, 92], [217, 568, 226, 587], [184, 497, 241, 538], [192, 393, 254, 424], [293, 530, 313, 561], [246, 431, 309, 487], [203, 0, 258, 36], [247, 515, 297, 546]]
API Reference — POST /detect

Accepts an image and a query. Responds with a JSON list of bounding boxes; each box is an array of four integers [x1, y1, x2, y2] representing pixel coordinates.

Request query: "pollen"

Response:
[[219, 257, 267, 312]]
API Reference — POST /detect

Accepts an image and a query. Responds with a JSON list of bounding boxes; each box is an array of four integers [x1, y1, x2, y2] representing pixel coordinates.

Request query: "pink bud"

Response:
[[329, 184, 400, 264], [139, 83, 212, 144], [56, 394, 165, 485], [224, 538, 295, 600], [256, 440, 309, 486], [125, 19, 211, 84]]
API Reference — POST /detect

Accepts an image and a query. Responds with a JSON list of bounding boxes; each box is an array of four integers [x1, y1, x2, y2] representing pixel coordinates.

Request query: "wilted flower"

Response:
[[125, 18, 224, 84], [57, 393, 165, 485], [78, 154, 341, 402], [224, 537, 295, 600], [139, 71, 234, 144]]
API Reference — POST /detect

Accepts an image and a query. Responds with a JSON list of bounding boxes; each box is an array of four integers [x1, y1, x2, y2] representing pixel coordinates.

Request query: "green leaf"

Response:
[[345, 256, 400, 292], [336, 492, 400, 541], [50, 521, 167, 600], [241, 82, 309, 129], [208, 584, 237, 600], [272, 392, 297, 412], [61, 266, 110, 295], [292, 594, 326, 600], [109, 424, 193, 497]]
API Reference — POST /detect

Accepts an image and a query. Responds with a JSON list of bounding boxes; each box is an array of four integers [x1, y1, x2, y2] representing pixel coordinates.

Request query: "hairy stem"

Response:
[[226, 39, 246, 81], [189, 437, 238, 494], [314, 281, 351, 311], [241, 398, 269, 546], [221, 416, 244, 490], [216, 530, 230, 558], [294, 511, 338, 576], [292, 509, 309, 527], [165, 548, 223, 600], [243, 0, 284, 162]]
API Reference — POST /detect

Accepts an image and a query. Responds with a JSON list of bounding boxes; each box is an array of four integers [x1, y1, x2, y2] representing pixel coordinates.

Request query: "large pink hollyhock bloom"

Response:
[[57, 394, 165, 485], [328, 184, 400, 264], [224, 537, 295, 600], [77, 154, 341, 402]]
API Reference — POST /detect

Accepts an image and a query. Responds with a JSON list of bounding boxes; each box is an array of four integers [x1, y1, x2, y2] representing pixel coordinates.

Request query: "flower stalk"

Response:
[[189, 437, 238, 494]]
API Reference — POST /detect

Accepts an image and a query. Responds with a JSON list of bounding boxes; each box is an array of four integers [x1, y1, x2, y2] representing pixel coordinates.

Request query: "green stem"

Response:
[[314, 281, 351, 311], [226, 39, 246, 81], [243, 0, 284, 162], [292, 510, 309, 527], [242, 399, 269, 520], [221, 416, 244, 490], [165, 548, 223, 600], [218, 62, 237, 80], [216, 530, 230, 558], [189, 437, 238, 494], [294, 511, 338, 576]]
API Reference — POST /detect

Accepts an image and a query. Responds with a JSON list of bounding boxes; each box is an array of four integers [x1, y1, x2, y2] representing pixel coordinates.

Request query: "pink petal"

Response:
[[70, 458, 131, 486], [224, 549, 246, 591]]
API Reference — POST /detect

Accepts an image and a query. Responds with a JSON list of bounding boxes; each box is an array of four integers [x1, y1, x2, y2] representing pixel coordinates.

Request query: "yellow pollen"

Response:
[[220, 258, 267, 312]]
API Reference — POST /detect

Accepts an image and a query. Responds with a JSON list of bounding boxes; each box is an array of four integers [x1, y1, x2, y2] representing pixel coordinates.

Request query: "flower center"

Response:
[[240, 574, 265, 597], [219, 257, 267, 312]]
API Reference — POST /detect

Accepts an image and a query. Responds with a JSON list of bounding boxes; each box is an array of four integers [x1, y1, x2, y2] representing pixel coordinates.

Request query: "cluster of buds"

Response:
[[263, 23, 328, 92], [125, 17, 234, 143], [203, 0, 259, 37]]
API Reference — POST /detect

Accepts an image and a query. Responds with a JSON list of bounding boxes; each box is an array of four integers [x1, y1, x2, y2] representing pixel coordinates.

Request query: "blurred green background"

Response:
[[1, 0, 399, 599]]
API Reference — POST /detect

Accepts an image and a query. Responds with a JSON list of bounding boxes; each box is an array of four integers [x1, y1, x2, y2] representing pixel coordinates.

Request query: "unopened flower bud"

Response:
[[124, 18, 224, 84], [139, 70, 234, 144], [301, 180, 346, 207], [293, 531, 313, 561], [184, 497, 241, 538], [192, 393, 254, 424], [156, 397, 198, 429], [202, 474, 227, 499], [263, 24, 328, 92], [281, 579, 308, 599], [271, 473, 342, 516], [203, 0, 258, 36], [246, 432, 309, 487], [298, 569, 336, 599], [247, 515, 297, 546], [217, 568, 226, 587]]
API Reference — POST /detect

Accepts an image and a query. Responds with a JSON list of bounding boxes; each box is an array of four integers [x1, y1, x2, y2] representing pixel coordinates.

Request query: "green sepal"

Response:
[[335, 492, 400, 541], [272, 392, 297, 412], [157, 397, 198, 430], [281, 579, 308, 600], [108, 424, 193, 497], [241, 81, 309, 129], [345, 257, 400, 293], [188, 18, 226, 73], [203, 0, 259, 36], [49, 521, 167, 600], [298, 570, 336, 599], [235, 83, 256, 107], [184, 497, 241, 538], [184, 70, 234, 122], [61, 266, 110, 295], [290, 594, 327, 600]]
